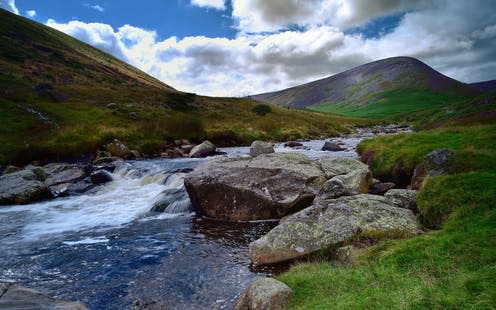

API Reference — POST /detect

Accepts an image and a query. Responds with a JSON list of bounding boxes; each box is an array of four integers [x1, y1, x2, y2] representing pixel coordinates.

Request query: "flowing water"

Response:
[[0, 128, 406, 309]]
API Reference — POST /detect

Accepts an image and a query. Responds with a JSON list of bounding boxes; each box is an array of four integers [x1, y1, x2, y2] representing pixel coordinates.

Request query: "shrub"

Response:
[[252, 103, 272, 116]]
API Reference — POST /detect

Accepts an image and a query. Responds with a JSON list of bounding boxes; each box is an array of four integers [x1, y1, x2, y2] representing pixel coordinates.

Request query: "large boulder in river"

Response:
[[315, 167, 372, 200], [0, 170, 52, 205], [0, 282, 88, 309], [90, 170, 113, 185], [235, 278, 292, 310], [250, 140, 274, 157], [189, 140, 216, 158], [249, 194, 422, 265], [184, 153, 326, 221], [410, 148, 455, 189], [321, 141, 344, 152]]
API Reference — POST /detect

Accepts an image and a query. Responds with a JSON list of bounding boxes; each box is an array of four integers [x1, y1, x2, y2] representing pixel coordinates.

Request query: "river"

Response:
[[0, 129, 397, 309]]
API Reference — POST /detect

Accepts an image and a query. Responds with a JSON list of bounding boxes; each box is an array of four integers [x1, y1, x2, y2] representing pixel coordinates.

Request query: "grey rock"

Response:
[[235, 278, 292, 310], [321, 141, 344, 152], [44, 164, 86, 187], [104, 139, 134, 159], [369, 182, 396, 195], [385, 189, 418, 210], [0, 282, 88, 310], [184, 153, 326, 221], [30, 167, 47, 181], [411, 148, 455, 189], [49, 183, 72, 196], [93, 156, 120, 164], [61, 180, 97, 196], [3, 166, 21, 175], [249, 194, 422, 265], [315, 168, 372, 200], [180, 144, 194, 154], [90, 170, 113, 185], [250, 140, 275, 157], [318, 157, 368, 179], [284, 141, 303, 148], [334, 245, 358, 265], [189, 140, 216, 158], [0, 170, 52, 205]]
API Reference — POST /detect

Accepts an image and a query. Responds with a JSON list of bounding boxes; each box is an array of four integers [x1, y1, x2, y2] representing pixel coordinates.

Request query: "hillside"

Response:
[[0, 9, 362, 165], [470, 80, 496, 92], [253, 57, 480, 119]]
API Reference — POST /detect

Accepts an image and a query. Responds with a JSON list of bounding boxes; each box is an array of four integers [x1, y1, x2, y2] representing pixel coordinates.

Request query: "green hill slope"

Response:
[[0, 9, 361, 165], [253, 57, 481, 119]]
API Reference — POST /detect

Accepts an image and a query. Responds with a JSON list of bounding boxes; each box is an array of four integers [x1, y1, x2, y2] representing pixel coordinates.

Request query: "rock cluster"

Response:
[[0, 162, 115, 205], [185, 151, 424, 270]]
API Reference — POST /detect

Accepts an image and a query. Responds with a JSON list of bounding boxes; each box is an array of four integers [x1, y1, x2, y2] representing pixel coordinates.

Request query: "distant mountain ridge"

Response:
[[253, 57, 478, 108], [470, 80, 496, 92]]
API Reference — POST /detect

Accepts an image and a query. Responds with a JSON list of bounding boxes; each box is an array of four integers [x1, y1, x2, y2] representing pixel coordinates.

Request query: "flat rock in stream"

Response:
[[184, 153, 326, 221], [0, 170, 52, 205], [249, 194, 422, 265], [44, 163, 87, 187], [0, 282, 88, 310]]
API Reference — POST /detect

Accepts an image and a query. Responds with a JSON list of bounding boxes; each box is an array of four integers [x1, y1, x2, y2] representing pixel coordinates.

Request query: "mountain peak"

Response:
[[253, 56, 476, 108]]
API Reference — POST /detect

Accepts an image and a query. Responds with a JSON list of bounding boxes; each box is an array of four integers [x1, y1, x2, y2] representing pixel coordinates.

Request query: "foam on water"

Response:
[[63, 236, 110, 245], [0, 161, 194, 241]]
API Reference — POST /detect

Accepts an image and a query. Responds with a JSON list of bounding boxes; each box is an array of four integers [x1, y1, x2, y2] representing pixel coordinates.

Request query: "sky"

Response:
[[2, 0, 496, 97]]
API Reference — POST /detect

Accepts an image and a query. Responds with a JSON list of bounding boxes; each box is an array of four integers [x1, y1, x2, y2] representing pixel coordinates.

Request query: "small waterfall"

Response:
[[150, 173, 192, 214], [114, 162, 193, 214]]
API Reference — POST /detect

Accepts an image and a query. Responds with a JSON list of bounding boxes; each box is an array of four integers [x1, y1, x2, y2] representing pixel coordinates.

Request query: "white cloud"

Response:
[[46, 19, 127, 60], [190, 0, 225, 10], [45, 1, 496, 96], [0, 0, 19, 14], [231, 0, 429, 33], [89, 4, 105, 12], [26, 10, 36, 17]]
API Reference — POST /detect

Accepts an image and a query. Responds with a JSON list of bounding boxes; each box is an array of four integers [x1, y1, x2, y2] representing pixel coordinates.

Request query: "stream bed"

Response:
[[0, 127, 407, 309]]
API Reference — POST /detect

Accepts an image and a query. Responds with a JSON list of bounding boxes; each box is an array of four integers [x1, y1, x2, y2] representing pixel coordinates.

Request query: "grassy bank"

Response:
[[0, 95, 362, 165], [356, 124, 496, 179], [278, 124, 496, 309]]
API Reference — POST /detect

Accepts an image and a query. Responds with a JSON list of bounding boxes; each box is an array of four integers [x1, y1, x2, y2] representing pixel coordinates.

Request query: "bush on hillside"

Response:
[[252, 104, 272, 116]]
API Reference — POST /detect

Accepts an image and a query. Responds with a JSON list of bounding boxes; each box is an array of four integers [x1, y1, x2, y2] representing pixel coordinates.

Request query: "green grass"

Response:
[[279, 125, 496, 309], [356, 125, 496, 178], [310, 89, 467, 119]]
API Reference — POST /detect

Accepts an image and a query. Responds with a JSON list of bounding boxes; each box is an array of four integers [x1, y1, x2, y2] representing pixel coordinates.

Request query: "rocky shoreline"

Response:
[[182, 131, 455, 309], [1, 124, 441, 309]]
